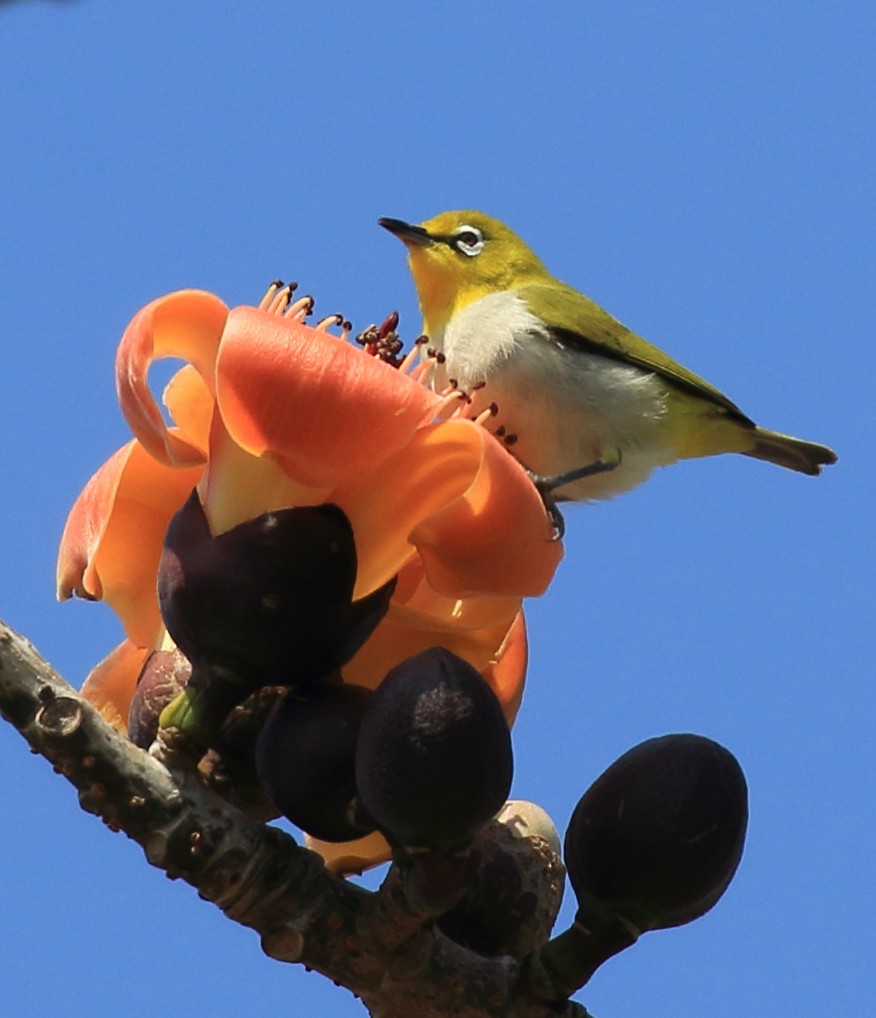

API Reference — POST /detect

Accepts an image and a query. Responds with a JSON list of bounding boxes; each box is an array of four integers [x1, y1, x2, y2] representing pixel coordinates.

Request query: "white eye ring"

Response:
[[453, 225, 485, 257]]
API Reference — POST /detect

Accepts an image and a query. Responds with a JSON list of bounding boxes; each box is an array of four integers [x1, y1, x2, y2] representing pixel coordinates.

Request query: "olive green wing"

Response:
[[519, 282, 754, 425]]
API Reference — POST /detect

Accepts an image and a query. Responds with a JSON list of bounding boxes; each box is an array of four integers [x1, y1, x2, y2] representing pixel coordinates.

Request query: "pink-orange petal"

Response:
[[58, 442, 135, 602], [481, 610, 528, 724], [80, 640, 150, 733], [335, 419, 561, 599], [410, 422, 562, 598], [214, 306, 442, 489], [306, 830, 392, 875], [57, 438, 203, 647], [115, 289, 228, 467], [344, 603, 526, 720], [162, 364, 214, 455], [390, 557, 524, 634]]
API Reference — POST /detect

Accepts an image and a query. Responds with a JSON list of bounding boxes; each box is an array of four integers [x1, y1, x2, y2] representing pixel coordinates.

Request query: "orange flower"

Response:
[[57, 284, 562, 864]]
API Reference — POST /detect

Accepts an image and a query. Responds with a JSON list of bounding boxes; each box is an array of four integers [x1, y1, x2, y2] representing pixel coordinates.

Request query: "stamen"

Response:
[[472, 402, 499, 427], [258, 280, 285, 310], [398, 347, 422, 374], [432, 389, 468, 422], [266, 285, 294, 316], [409, 359, 436, 384], [285, 295, 315, 321], [316, 313, 345, 333]]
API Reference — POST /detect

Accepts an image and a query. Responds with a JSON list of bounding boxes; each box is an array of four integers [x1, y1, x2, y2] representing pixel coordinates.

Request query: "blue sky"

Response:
[[1, 2, 873, 1016]]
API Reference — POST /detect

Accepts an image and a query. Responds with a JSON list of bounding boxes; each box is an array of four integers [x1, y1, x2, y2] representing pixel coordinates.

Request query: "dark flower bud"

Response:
[[541, 735, 747, 997], [564, 733, 748, 935], [159, 493, 395, 689], [355, 647, 513, 852], [127, 649, 192, 748], [255, 681, 375, 843]]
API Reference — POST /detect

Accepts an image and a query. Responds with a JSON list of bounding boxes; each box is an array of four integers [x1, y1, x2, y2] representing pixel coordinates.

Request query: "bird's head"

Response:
[[379, 211, 550, 334]]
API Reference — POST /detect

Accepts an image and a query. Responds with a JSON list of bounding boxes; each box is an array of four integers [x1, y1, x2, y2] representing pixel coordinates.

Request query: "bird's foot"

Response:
[[529, 449, 623, 540]]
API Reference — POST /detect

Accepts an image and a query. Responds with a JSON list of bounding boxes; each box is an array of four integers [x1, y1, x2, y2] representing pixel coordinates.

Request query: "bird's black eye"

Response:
[[452, 225, 485, 257]]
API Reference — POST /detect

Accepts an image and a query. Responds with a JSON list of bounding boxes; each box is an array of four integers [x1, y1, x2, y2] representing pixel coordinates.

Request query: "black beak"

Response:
[[378, 217, 434, 247]]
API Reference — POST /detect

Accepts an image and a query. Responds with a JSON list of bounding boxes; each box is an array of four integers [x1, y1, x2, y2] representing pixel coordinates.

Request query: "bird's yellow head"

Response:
[[379, 211, 551, 335]]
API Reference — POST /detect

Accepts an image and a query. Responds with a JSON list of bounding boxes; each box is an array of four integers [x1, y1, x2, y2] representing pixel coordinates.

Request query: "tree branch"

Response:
[[0, 618, 593, 1018]]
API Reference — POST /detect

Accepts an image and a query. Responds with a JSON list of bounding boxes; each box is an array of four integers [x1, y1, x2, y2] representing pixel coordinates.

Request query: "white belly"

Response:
[[430, 291, 676, 501]]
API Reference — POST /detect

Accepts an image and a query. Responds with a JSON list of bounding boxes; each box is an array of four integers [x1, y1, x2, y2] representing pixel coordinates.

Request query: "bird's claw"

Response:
[[529, 449, 623, 541]]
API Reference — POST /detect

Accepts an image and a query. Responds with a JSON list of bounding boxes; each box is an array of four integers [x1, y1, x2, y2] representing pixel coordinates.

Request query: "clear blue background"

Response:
[[1, 2, 872, 1016]]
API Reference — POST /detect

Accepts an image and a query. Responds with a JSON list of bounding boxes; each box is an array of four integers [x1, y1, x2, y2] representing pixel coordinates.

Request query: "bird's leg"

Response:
[[529, 449, 623, 540]]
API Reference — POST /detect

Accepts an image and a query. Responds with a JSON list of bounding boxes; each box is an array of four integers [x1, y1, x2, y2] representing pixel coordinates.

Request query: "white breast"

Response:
[[430, 291, 676, 501]]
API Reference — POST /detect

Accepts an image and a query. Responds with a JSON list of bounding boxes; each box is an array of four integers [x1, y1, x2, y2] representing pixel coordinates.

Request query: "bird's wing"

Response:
[[519, 282, 754, 424]]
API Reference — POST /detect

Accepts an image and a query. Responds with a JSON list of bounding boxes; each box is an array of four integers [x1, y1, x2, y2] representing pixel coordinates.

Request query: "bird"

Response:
[[379, 210, 836, 515]]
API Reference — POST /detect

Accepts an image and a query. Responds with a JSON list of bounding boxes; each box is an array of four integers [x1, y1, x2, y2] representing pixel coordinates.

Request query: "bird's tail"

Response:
[[744, 427, 837, 476]]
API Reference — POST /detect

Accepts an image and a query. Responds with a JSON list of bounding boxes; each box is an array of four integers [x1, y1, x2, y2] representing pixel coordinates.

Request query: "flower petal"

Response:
[[198, 414, 333, 535], [80, 639, 151, 733], [305, 829, 392, 875], [409, 422, 562, 597], [162, 363, 214, 455], [344, 600, 526, 721], [57, 439, 202, 646], [215, 307, 441, 488], [336, 419, 561, 599], [116, 289, 229, 467], [481, 609, 528, 724]]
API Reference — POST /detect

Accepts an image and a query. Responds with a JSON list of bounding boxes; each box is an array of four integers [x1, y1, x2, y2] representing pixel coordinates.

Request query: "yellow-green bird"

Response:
[[379, 210, 836, 505]]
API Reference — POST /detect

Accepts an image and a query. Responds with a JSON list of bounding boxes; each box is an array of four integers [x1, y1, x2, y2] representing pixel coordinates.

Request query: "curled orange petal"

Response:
[[116, 289, 228, 467], [57, 439, 202, 647], [215, 306, 441, 489]]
